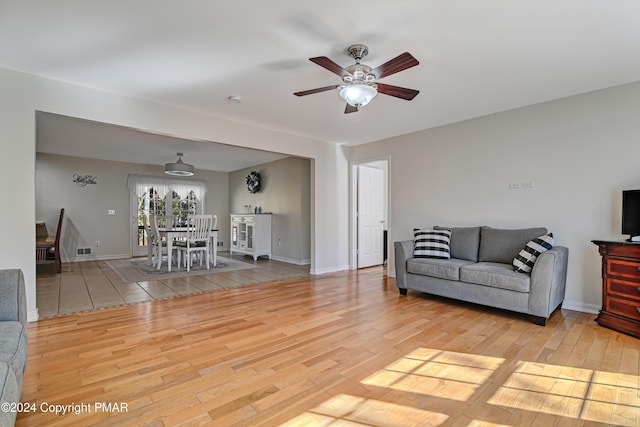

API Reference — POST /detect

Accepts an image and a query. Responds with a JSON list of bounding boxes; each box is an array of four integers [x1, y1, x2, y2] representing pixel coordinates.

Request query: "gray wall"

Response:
[[35, 152, 311, 266], [349, 80, 640, 313], [229, 157, 311, 264], [35, 153, 229, 261]]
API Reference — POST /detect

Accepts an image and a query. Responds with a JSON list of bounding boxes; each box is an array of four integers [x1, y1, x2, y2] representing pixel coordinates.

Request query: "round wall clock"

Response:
[[246, 171, 261, 193]]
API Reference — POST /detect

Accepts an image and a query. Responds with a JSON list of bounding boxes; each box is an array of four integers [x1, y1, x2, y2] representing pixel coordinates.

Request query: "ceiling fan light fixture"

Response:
[[164, 152, 195, 176], [339, 84, 377, 108], [295, 45, 418, 114]]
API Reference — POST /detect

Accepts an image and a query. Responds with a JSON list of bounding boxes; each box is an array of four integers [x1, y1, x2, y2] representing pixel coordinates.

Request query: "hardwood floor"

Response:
[[18, 266, 640, 426]]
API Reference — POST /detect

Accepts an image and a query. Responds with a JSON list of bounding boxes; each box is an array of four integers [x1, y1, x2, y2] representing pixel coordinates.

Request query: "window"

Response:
[[127, 175, 207, 249]]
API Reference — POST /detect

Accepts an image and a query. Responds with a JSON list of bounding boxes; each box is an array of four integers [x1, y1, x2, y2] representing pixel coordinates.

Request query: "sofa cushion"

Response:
[[0, 322, 27, 380], [407, 258, 476, 281], [460, 262, 531, 293], [0, 362, 19, 426], [513, 233, 554, 273], [413, 229, 451, 259], [434, 226, 481, 262], [478, 226, 548, 264], [0, 269, 26, 324]]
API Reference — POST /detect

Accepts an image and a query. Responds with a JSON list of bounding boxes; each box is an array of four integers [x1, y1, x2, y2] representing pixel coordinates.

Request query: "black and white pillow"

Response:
[[513, 233, 554, 273], [413, 229, 452, 259]]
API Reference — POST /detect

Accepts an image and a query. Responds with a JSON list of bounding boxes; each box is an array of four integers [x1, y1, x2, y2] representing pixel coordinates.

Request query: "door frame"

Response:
[[349, 156, 390, 270]]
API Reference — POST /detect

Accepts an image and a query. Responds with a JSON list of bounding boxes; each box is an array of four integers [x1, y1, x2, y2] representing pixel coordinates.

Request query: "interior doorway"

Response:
[[351, 159, 389, 269]]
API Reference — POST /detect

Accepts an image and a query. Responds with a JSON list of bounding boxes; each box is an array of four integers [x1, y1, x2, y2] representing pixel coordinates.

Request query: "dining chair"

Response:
[[151, 215, 177, 270], [210, 214, 218, 266], [36, 208, 65, 273], [175, 214, 213, 272], [146, 221, 154, 265], [160, 215, 175, 229]]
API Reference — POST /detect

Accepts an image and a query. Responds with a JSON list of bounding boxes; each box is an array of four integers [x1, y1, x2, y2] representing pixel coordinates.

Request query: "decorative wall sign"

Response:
[[246, 171, 261, 193], [73, 174, 97, 187]]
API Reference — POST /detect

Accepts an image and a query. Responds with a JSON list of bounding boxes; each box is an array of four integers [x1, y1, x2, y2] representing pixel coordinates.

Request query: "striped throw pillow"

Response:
[[413, 229, 452, 259], [513, 233, 554, 273]]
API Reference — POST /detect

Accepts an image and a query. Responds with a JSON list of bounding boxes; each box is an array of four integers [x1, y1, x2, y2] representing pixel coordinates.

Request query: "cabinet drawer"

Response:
[[606, 259, 640, 280], [605, 296, 640, 322], [606, 278, 640, 302], [603, 243, 640, 258]]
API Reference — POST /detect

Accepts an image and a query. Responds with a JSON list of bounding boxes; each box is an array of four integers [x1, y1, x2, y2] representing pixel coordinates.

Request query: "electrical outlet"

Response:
[[95, 240, 101, 247], [522, 180, 535, 189], [509, 182, 521, 190]]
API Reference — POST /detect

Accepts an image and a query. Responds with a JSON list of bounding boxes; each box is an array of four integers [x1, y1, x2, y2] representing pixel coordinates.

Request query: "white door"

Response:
[[357, 165, 385, 268]]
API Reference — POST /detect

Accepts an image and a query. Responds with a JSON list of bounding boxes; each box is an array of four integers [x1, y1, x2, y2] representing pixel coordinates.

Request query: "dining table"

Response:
[[156, 227, 219, 272]]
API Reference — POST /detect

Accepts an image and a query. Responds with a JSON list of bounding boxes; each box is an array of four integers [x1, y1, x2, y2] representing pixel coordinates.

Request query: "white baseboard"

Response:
[[561, 300, 600, 314], [310, 264, 350, 275], [67, 253, 130, 263], [271, 255, 311, 265], [28, 309, 39, 322]]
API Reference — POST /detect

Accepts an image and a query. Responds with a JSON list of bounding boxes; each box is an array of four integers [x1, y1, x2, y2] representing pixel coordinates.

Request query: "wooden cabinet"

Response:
[[592, 240, 640, 338], [230, 214, 272, 261]]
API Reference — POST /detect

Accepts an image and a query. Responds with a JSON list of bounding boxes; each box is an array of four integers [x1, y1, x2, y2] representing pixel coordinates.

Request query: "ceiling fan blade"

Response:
[[376, 83, 420, 100], [370, 52, 419, 80], [309, 56, 351, 77], [294, 85, 340, 97], [344, 104, 358, 114]]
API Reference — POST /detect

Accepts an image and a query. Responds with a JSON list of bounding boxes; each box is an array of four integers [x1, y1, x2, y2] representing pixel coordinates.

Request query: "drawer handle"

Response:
[[637, 308, 640, 314]]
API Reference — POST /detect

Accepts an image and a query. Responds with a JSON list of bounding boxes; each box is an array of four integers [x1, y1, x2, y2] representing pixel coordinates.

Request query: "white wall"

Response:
[[350, 81, 640, 313], [36, 153, 229, 260], [0, 67, 349, 321]]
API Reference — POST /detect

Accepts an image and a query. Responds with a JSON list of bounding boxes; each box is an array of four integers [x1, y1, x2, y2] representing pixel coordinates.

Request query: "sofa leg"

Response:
[[398, 288, 407, 296], [529, 315, 547, 326]]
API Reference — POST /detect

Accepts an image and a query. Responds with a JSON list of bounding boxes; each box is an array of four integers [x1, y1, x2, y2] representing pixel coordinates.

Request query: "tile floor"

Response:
[[36, 253, 310, 318]]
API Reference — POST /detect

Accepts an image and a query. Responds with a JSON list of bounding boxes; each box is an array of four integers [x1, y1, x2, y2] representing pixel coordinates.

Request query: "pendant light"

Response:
[[164, 152, 194, 176]]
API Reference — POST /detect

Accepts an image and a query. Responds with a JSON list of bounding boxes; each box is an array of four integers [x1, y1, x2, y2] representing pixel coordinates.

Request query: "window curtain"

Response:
[[126, 174, 207, 199]]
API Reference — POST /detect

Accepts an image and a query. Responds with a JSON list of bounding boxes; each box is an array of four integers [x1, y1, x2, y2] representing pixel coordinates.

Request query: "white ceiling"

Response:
[[3, 1, 640, 169], [35, 112, 290, 173]]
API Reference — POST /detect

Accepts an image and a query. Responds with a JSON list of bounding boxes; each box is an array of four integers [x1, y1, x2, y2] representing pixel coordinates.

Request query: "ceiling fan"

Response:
[[294, 44, 420, 114]]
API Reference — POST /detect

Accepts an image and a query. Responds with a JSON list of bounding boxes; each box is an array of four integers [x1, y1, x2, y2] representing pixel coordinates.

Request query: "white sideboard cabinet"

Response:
[[230, 214, 272, 260]]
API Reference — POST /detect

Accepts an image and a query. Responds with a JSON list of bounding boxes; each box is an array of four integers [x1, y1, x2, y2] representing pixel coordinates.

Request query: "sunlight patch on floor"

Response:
[[467, 422, 512, 427], [279, 394, 448, 426], [281, 348, 639, 426], [361, 348, 505, 401], [488, 361, 640, 426]]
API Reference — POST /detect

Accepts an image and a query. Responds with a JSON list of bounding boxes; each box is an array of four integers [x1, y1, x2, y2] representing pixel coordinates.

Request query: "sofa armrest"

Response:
[[528, 246, 569, 318], [0, 269, 27, 327], [394, 240, 414, 289]]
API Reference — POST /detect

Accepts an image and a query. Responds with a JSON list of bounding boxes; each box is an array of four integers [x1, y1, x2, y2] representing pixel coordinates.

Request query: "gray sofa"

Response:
[[0, 269, 28, 426], [394, 226, 569, 325]]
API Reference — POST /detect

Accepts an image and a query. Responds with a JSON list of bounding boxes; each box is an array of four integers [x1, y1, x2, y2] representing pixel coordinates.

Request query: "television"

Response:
[[622, 189, 640, 242]]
